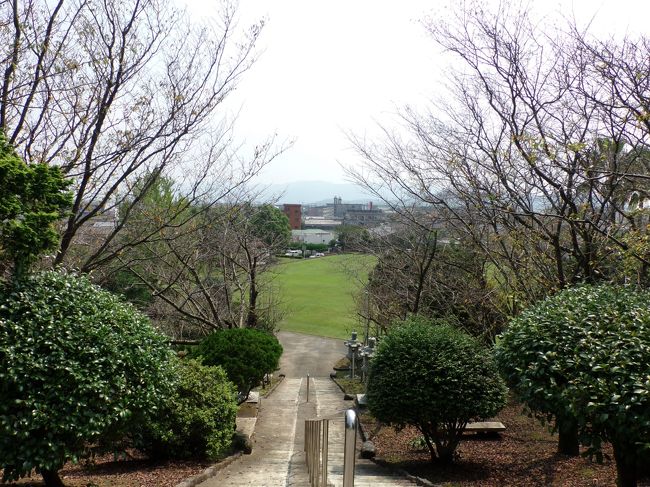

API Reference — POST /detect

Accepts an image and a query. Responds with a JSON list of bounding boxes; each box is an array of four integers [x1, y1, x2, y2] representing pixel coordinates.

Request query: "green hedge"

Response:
[[0, 271, 174, 484], [190, 328, 282, 403], [136, 358, 237, 459], [495, 284, 650, 487], [367, 317, 506, 463]]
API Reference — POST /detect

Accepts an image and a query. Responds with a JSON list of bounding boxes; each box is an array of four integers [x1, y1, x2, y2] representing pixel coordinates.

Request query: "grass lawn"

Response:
[[273, 253, 375, 339]]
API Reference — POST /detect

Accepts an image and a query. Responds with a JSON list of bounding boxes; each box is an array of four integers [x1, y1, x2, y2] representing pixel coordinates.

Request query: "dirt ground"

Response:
[[365, 399, 650, 487], [1, 451, 213, 487]]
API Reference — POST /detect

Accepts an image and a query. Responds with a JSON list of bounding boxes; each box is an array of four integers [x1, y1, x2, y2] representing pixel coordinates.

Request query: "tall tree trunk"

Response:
[[557, 419, 579, 456], [42, 470, 65, 487], [246, 257, 258, 328], [613, 440, 638, 487]]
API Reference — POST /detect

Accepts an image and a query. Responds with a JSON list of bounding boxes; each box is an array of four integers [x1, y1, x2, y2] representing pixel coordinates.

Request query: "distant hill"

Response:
[[257, 181, 380, 205]]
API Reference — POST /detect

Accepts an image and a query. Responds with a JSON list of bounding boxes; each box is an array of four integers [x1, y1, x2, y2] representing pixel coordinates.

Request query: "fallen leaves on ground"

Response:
[[365, 400, 641, 486], [3, 450, 214, 487]]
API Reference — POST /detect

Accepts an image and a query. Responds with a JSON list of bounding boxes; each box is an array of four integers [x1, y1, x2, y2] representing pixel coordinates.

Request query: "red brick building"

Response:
[[282, 204, 302, 230]]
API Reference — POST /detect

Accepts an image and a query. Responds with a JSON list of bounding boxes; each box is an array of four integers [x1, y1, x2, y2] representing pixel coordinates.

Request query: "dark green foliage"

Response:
[[495, 285, 650, 487], [308, 243, 328, 252], [102, 268, 154, 308], [366, 318, 507, 463], [0, 271, 174, 483], [0, 135, 71, 278], [137, 358, 238, 459], [288, 243, 328, 252], [191, 328, 283, 403], [251, 204, 291, 248], [336, 224, 370, 251]]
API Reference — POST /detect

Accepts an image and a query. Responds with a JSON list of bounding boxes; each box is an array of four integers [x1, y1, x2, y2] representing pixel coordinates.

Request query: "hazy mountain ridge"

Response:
[[257, 181, 380, 205]]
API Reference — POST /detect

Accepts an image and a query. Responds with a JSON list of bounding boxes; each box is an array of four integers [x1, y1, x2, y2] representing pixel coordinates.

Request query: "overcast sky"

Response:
[[186, 0, 650, 185]]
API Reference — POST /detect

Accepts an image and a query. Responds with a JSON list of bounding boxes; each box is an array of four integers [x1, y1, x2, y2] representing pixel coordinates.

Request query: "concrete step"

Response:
[[310, 378, 415, 487]]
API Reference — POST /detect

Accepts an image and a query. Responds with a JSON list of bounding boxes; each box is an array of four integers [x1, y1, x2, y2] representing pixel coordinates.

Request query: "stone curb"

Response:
[[174, 451, 243, 487], [372, 457, 439, 486], [261, 373, 285, 398], [175, 375, 286, 487], [355, 404, 437, 486]]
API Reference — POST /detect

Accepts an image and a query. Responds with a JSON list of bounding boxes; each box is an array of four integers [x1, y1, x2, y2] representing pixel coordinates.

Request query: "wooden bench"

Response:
[[463, 421, 506, 434]]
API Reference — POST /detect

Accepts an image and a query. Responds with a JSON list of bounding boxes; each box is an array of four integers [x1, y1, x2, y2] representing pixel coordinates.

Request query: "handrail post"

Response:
[[315, 420, 322, 485], [343, 409, 357, 487], [304, 418, 329, 487], [321, 419, 329, 486], [306, 373, 310, 402]]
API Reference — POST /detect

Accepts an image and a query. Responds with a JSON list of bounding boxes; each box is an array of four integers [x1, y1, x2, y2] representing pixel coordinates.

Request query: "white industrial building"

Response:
[[291, 229, 336, 245]]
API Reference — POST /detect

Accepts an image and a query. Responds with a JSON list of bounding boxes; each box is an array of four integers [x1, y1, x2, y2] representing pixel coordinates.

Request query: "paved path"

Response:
[[197, 332, 413, 487], [276, 331, 345, 378], [304, 378, 414, 487]]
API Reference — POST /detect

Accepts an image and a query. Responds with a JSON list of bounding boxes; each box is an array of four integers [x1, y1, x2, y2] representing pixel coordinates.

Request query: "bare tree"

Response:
[[105, 188, 290, 338], [423, 2, 649, 287], [347, 3, 650, 454], [349, 3, 650, 306], [0, 0, 274, 272], [344, 203, 507, 341]]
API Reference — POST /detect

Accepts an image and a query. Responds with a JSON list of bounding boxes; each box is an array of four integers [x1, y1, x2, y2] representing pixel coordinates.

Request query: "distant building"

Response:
[[303, 216, 342, 230], [282, 204, 302, 230], [303, 205, 324, 217], [291, 229, 336, 245], [298, 196, 388, 229], [324, 196, 366, 219], [343, 208, 385, 226]]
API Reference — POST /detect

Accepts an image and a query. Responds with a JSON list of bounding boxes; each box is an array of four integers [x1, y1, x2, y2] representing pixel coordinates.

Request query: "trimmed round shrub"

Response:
[[191, 328, 282, 403], [137, 358, 238, 459], [367, 318, 507, 463], [495, 285, 650, 487], [0, 271, 174, 486]]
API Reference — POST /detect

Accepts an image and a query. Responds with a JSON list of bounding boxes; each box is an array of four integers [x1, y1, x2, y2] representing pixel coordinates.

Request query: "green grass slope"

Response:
[[274, 254, 375, 339]]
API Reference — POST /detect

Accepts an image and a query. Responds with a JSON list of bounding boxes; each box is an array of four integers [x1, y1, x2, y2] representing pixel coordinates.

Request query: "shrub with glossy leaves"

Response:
[[137, 358, 238, 459], [191, 328, 282, 403], [495, 285, 650, 487], [366, 318, 507, 463], [0, 134, 71, 279], [0, 271, 174, 485]]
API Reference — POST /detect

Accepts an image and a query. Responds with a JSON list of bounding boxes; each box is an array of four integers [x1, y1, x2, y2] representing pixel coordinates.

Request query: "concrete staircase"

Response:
[[310, 377, 414, 487], [198, 376, 413, 487], [198, 378, 303, 487]]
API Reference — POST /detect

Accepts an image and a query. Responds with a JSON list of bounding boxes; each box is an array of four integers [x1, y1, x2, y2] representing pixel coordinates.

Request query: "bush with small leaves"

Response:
[[495, 285, 650, 487], [190, 328, 282, 403], [366, 318, 507, 463], [0, 134, 71, 280], [136, 358, 238, 459], [0, 271, 174, 487]]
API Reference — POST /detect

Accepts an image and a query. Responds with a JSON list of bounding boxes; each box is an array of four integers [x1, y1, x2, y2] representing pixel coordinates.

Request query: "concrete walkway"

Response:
[[304, 378, 414, 487], [197, 332, 413, 487], [198, 377, 304, 486]]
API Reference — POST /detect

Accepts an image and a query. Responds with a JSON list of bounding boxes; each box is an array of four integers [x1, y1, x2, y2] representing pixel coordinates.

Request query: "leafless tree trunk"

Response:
[[0, 0, 274, 273], [107, 198, 289, 338], [348, 3, 650, 324]]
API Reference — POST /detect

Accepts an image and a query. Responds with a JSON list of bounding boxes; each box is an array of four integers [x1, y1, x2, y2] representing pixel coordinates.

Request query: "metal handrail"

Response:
[[343, 408, 357, 487], [304, 418, 329, 486]]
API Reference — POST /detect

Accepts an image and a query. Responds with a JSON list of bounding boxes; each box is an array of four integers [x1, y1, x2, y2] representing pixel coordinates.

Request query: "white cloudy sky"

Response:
[[186, 0, 650, 185]]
